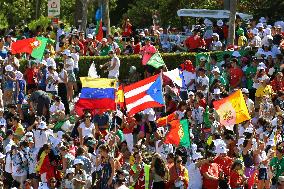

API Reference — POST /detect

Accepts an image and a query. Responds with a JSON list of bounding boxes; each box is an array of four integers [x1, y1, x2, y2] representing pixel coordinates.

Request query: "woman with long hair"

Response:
[[168, 155, 189, 189], [96, 144, 115, 189], [57, 62, 69, 114], [77, 113, 96, 146], [62, 49, 76, 102], [150, 153, 168, 189]]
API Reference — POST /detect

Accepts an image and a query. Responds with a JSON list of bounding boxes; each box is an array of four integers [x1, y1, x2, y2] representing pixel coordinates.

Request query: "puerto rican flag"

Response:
[[124, 74, 165, 116]]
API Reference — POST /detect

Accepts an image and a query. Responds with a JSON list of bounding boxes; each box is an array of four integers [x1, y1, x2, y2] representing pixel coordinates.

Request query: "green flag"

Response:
[[179, 119, 190, 147], [146, 53, 165, 69], [31, 37, 48, 60], [203, 106, 212, 129]]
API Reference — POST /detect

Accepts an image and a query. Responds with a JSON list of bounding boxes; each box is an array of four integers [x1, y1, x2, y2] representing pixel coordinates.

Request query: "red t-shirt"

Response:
[[270, 78, 284, 91], [229, 67, 243, 87], [199, 98, 207, 109], [213, 155, 233, 177], [184, 35, 206, 50], [200, 163, 220, 189], [229, 170, 243, 188], [25, 68, 38, 85], [77, 41, 85, 54], [123, 116, 136, 134], [133, 43, 141, 54]]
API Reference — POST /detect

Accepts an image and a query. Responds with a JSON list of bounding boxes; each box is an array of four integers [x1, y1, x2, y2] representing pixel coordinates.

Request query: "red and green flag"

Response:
[[11, 37, 48, 60], [164, 119, 190, 147], [96, 20, 103, 41]]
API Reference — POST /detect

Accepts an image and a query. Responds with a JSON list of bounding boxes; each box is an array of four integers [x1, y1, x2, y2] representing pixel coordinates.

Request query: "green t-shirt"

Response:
[[100, 45, 111, 56], [270, 156, 284, 179], [245, 66, 257, 90], [209, 75, 227, 87]]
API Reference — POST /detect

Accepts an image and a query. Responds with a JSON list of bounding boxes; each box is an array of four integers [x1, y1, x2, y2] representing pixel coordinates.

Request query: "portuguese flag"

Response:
[[164, 119, 190, 147], [96, 20, 103, 41], [11, 37, 48, 59]]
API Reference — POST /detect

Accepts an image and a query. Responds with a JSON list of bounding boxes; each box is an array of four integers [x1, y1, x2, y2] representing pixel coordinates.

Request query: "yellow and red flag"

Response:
[[156, 112, 177, 127], [213, 89, 251, 126]]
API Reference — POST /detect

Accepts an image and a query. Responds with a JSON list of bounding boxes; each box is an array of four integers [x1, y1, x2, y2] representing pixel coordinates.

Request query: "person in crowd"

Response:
[[78, 113, 96, 146], [100, 50, 120, 79], [184, 27, 206, 52]]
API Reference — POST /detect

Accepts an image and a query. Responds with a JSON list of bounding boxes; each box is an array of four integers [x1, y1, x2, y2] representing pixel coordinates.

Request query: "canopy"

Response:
[[177, 9, 253, 20]]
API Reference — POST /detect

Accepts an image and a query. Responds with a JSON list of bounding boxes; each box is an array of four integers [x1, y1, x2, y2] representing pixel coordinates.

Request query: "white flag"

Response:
[[163, 68, 183, 87], [88, 63, 99, 78]]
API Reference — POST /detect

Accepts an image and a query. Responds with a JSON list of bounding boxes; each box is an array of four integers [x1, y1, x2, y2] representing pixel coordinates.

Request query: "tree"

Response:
[[227, 0, 237, 46]]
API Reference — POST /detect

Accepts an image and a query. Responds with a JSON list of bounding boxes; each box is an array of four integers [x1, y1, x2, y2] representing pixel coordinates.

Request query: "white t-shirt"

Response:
[[108, 56, 120, 79], [12, 152, 27, 176], [187, 162, 202, 189], [45, 57, 56, 68], [79, 122, 95, 138], [5, 153, 12, 173], [28, 147, 38, 174], [0, 117, 6, 127], [46, 71, 59, 92], [65, 57, 74, 71], [246, 98, 254, 114], [251, 35, 262, 47], [182, 71, 196, 91], [33, 129, 49, 149], [196, 76, 209, 95], [211, 41, 222, 51], [71, 53, 79, 69], [155, 140, 173, 160], [50, 102, 65, 113], [192, 107, 204, 124], [143, 108, 156, 121]]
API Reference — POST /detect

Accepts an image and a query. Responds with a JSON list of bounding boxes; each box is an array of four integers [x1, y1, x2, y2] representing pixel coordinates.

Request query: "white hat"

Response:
[[213, 139, 226, 147], [215, 144, 229, 154], [237, 138, 245, 146], [212, 66, 220, 73], [258, 62, 267, 68], [38, 121, 47, 129], [188, 91, 194, 96], [102, 38, 107, 42], [192, 152, 203, 160], [212, 32, 219, 37], [232, 51, 241, 57], [25, 131, 33, 137], [0, 108, 4, 112], [244, 127, 253, 133], [199, 56, 207, 61], [242, 88, 249, 94], [87, 34, 93, 39], [217, 20, 223, 27], [62, 49, 71, 56], [72, 29, 78, 34], [256, 23, 264, 28], [252, 28, 259, 35], [213, 88, 221, 95], [15, 71, 23, 80], [139, 32, 145, 37], [265, 28, 271, 35], [73, 159, 84, 165], [5, 65, 13, 72], [259, 17, 267, 23], [66, 168, 75, 174]]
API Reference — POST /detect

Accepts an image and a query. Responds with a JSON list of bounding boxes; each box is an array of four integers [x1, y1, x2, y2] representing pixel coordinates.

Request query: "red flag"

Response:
[[11, 38, 37, 54], [96, 20, 103, 41], [156, 113, 177, 127]]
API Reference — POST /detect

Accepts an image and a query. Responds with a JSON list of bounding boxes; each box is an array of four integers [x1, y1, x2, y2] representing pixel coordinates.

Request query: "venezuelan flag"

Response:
[[213, 89, 251, 126], [75, 77, 117, 116]]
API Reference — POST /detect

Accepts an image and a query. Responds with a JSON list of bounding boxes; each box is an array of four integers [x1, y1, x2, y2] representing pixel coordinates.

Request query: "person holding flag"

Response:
[[99, 50, 120, 79]]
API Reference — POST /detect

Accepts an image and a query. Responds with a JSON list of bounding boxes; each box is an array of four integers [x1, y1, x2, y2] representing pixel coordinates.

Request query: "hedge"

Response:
[[19, 50, 251, 81]]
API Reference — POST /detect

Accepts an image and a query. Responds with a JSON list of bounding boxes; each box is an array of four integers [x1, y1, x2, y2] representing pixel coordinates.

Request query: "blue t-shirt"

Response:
[[0, 49, 7, 59]]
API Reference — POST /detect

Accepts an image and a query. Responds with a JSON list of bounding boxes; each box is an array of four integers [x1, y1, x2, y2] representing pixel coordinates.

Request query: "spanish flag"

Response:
[[156, 112, 177, 127], [75, 77, 117, 116], [213, 89, 251, 126]]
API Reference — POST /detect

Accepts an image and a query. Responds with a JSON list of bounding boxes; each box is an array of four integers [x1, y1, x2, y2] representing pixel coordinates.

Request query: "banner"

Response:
[[48, 0, 60, 18], [177, 9, 253, 20]]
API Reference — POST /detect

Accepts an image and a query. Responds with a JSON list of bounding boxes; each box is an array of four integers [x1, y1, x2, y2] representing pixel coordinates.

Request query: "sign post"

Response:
[[48, 0, 60, 25]]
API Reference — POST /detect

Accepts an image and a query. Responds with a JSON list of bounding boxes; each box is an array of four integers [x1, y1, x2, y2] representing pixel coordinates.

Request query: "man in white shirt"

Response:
[[46, 66, 59, 96], [100, 50, 120, 79], [50, 96, 65, 114], [43, 50, 56, 69], [196, 68, 209, 97]]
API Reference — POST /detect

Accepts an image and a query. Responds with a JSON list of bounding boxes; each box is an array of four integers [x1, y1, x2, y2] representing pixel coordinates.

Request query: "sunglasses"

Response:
[[51, 180, 56, 183], [176, 159, 182, 163]]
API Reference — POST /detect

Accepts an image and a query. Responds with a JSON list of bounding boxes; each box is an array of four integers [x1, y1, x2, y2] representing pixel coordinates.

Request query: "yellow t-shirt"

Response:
[[255, 84, 273, 98]]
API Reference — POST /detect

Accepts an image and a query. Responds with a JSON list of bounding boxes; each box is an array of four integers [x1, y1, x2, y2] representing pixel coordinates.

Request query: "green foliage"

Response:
[[28, 16, 51, 31], [19, 51, 226, 81]]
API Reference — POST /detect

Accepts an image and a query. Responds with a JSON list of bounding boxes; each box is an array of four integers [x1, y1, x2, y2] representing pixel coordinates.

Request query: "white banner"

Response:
[[48, 0, 60, 18], [177, 9, 253, 20]]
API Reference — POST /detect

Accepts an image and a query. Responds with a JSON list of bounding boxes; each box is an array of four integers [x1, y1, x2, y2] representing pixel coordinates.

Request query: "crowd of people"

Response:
[[0, 14, 284, 189]]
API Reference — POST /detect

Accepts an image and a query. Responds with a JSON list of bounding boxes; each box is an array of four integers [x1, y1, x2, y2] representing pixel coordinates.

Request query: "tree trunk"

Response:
[[102, 0, 110, 35], [81, 0, 89, 32], [74, 0, 83, 28], [227, 0, 237, 46]]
